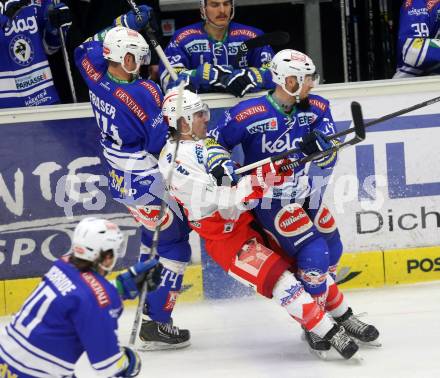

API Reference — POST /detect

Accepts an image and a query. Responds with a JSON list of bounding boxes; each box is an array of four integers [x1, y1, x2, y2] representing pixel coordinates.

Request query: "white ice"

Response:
[[2, 282, 440, 377]]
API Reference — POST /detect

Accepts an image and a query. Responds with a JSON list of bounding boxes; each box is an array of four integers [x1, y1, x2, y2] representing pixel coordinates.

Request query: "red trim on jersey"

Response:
[[80, 272, 111, 308]]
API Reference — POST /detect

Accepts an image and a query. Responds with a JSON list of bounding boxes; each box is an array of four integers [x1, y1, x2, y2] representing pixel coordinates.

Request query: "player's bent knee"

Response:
[[228, 239, 290, 298], [272, 271, 324, 330]]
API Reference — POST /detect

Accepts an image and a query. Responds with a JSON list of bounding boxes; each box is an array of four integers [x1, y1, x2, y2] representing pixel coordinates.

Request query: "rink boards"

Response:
[[0, 77, 439, 315]]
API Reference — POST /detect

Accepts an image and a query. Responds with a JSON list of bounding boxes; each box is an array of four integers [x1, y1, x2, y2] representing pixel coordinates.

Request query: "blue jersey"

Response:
[[0, 0, 62, 108], [159, 21, 274, 92], [74, 39, 167, 180], [0, 258, 127, 377], [211, 93, 337, 199], [396, 0, 440, 77]]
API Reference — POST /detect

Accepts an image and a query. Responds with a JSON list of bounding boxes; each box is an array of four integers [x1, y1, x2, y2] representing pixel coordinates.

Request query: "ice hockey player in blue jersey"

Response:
[[0, 217, 163, 377], [394, 0, 440, 78], [159, 0, 274, 97], [210, 49, 380, 352], [0, 0, 72, 108], [74, 7, 192, 350]]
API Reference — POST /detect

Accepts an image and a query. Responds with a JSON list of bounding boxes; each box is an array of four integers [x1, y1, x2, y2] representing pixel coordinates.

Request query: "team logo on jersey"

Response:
[[246, 117, 278, 134], [9, 35, 34, 66], [261, 133, 302, 154], [235, 105, 267, 122], [128, 205, 173, 231], [175, 28, 203, 44], [4, 15, 38, 37], [164, 291, 179, 311], [230, 29, 257, 39], [279, 283, 304, 307], [274, 203, 313, 237], [314, 206, 337, 234], [224, 222, 234, 233]]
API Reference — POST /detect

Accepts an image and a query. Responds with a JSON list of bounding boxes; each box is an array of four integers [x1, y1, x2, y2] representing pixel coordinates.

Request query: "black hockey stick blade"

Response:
[[245, 31, 290, 49], [236, 31, 290, 62], [349, 101, 366, 144]]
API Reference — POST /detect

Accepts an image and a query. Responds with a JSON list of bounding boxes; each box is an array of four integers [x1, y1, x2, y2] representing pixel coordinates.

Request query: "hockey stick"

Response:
[[236, 102, 365, 174], [53, 0, 77, 103], [235, 95, 440, 174], [339, 0, 349, 82], [235, 31, 290, 65], [125, 0, 178, 81], [128, 81, 185, 347]]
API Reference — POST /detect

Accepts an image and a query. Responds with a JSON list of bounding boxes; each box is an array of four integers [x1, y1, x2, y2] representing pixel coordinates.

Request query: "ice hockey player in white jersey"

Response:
[[0, 217, 162, 377], [157, 89, 360, 360]]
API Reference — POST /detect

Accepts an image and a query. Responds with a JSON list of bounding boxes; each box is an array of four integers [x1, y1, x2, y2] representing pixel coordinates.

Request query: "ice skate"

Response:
[[138, 318, 191, 351], [323, 324, 360, 360], [334, 308, 381, 347]]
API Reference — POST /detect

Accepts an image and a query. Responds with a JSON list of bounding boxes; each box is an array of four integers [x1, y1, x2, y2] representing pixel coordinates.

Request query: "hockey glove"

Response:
[[253, 158, 295, 191], [115, 260, 163, 300], [120, 346, 141, 377], [45, 3, 72, 35], [114, 5, 152, 31], [223, 68, 263, 97], [297, 130, 338, 169], [166, 71, 194, 92], [192, 63, 232, 89], [205, 138, 239, 186]]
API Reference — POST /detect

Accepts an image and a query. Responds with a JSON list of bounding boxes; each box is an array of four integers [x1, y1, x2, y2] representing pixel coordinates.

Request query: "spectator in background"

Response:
[[65, 0, 162, 103], [0, 0, 72, 108], [394, 0, 440, 78], [160, 0, 275, 97]]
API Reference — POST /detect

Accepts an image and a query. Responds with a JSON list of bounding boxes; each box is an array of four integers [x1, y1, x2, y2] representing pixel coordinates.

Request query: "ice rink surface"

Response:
[[2, 282, 440, 378]]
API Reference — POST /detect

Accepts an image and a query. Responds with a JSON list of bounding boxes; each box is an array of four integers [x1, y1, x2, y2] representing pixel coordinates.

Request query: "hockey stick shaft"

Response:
[[53, 0, 77, 103], [235, 95, 440, 174], [128, 81, 185, 347], [125, 0, 178, 81]]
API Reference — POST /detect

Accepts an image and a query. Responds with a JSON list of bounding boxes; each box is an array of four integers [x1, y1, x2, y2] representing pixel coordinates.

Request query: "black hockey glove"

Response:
[[46, 3, 72, 32], [223, 68, 257, 97]]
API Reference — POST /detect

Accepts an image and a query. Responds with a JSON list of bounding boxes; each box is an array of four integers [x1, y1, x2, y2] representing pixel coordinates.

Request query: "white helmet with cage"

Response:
[[199, 0, 235, 23], [270, 49, 319, 97], [103, 26, 151, 74], [72, 217, 124, 272], [162, 89, 210, 135]]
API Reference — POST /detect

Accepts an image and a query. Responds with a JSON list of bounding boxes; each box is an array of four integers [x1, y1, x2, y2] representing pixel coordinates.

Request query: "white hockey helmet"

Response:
[[162, 89, 210, 133], [72, 217, 124, 272], [103, 26, 151, 74], [200, 0, 235, 23], [270, 49, 319, 97]]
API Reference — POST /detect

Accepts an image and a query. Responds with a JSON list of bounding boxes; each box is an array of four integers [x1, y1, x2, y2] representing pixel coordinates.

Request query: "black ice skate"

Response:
[[302, 326, 331, 351], [334, 308, 381, 346], [139, 318, 191, 351], [323, 324, 359, 360]]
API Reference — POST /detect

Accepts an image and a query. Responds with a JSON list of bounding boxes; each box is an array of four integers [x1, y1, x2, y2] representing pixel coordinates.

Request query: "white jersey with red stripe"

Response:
[[158, 138, 260, 240]]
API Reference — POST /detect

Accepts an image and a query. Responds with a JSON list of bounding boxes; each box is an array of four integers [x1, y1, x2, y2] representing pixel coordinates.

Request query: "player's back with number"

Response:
[[75, 38, 167, 173], [0, 257, 122, 377]]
